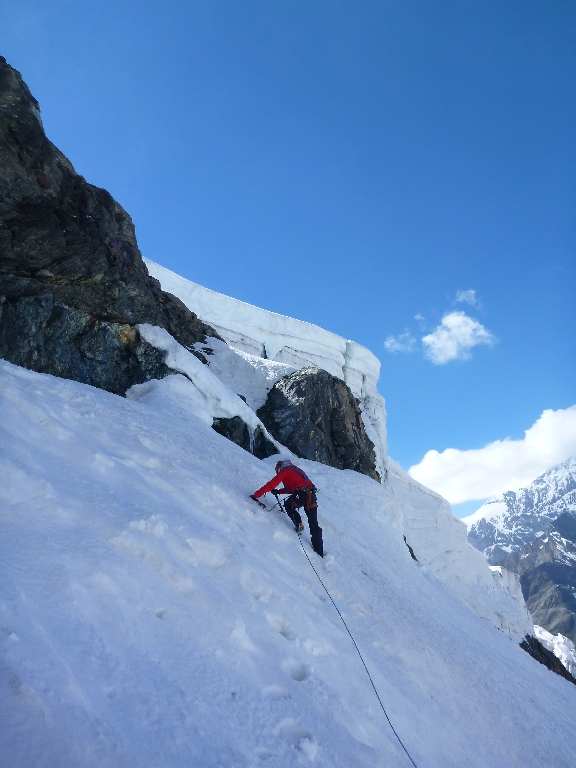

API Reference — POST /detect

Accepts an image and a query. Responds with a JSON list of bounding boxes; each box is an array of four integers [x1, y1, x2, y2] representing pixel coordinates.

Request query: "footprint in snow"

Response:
[[186, 537, 228, 568], [241, 568, 277, 603], [322, 553, 335, 570], [262, 685, 291, 699], [282, 659, 311, 682], [302, 639, 333, 658], [266, 613, 295, 640], [230, 620, 257, 652], [274, 718, 318, 760]]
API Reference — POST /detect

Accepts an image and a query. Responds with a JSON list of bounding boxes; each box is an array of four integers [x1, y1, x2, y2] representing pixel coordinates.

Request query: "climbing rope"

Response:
[[297, 532, 419, 768]]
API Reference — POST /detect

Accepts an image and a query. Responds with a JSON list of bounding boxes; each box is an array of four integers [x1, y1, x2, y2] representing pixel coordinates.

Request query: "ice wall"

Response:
[[387, 459, 533, 636], [145, 259, 387, 476]]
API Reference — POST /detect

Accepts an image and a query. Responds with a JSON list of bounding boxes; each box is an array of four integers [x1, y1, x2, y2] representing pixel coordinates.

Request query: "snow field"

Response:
[[2, 360, 576, 767]]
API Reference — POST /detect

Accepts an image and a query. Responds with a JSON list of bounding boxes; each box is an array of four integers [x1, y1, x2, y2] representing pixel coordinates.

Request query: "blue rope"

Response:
[[297, 532, 419, 768]]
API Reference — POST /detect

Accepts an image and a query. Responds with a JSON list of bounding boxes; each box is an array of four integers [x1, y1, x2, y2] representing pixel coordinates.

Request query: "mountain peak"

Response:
[[465, 456, 576, 565]]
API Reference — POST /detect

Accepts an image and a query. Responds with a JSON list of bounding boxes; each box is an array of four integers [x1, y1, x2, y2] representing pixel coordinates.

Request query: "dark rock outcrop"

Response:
[[257, 367, 379, 481], [212, 416, 279, 460], [0, 57, 218, 394], [403, 536, 418, 562], [505, 513, 576, 644], [520, 634, 576, 685]]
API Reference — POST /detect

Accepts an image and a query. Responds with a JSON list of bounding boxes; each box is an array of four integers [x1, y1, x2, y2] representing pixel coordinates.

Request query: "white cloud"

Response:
[[384, 332, 416, 353], [455, 289, 478, 306], [408, 405, 576, 504], [422, 311, 495, 364]]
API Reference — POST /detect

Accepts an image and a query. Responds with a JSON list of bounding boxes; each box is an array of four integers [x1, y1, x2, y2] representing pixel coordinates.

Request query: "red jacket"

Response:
[[254, 464, 314, 499]]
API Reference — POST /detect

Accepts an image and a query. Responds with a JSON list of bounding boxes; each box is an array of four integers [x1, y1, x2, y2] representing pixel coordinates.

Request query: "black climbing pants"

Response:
[[284, 489, 323, 557]]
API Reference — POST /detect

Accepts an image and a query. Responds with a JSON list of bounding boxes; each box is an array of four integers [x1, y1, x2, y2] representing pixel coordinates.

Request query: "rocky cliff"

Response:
[[257, 367, 380, 481], [143, 258, 388, 479], [505, 513, 576, 644], [0, 57, 387, 475], [0, 57, 217, 395]]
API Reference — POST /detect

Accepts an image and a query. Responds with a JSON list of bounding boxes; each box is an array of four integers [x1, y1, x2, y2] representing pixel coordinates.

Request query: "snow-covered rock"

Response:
[[535, 626, 576, 678], [464, 457, 576, 564], [1, 359, 575, 768], [145, 259, 387, 477]]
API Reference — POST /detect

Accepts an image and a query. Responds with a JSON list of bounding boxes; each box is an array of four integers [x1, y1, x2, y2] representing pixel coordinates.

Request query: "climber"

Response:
[[251, 460, 324, 557]]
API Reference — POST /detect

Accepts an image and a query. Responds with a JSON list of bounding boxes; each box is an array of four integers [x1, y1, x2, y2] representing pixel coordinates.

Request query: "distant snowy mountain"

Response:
[[464, 457, 576, 565]]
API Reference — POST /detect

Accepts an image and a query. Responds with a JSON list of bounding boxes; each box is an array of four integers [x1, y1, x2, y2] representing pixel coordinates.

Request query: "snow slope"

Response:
[[139, 314, 530, 632], [2, 359, 575, 768], [145, 259, 387, 476]]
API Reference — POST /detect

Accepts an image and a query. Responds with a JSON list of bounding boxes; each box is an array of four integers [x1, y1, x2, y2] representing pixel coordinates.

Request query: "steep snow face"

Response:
[[464, 457, 576, 564], [2, 360, 575, 768], [141, 262, 527, 624], [489, 566, 526, 607], [145, 259, 387, 476], [387, 460, 532, 636]]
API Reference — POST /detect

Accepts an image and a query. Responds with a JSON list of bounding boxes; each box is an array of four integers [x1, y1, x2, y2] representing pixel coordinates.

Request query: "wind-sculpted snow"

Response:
[[464, 457, 576, 564], [194, 337, 296, 411], [144, 259, 387, 477], [2, 360, 574, 768]]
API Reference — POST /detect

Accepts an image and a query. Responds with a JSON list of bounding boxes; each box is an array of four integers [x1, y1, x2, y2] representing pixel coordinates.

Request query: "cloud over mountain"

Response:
[[408, 405, 576, 504]]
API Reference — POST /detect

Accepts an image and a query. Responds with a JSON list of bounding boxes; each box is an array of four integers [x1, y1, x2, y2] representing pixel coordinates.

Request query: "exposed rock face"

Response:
[[520, 634, 576, 685], [257, 367, 379, 481], [466, 457, 576, 565], [0, 57, 218, 394], [212, 416, 278, 460], [505, 513, 576, 644]]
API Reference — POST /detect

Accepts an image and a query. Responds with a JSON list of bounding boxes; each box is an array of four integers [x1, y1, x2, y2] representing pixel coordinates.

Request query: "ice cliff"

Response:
[[145, 259, 387, 477]]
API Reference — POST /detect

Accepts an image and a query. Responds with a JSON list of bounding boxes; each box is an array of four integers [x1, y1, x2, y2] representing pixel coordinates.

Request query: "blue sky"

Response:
[[2, 1, 574, 515]]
